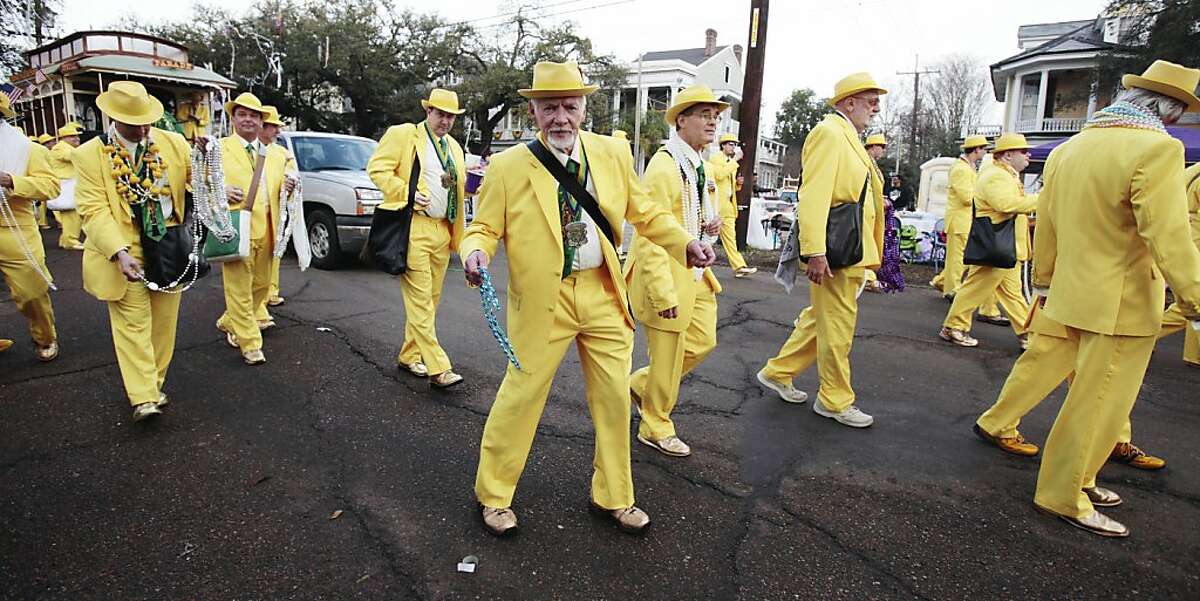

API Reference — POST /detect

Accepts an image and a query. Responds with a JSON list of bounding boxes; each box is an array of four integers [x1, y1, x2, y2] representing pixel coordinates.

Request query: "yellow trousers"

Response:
[[932, 231, 1000, 316], [719, 214, 747, 271], [218, 239, 273, 352], [55, 210, 83, 248], [107, 276, 182, 406], [397, 214, 453, 374], [1159, 303, 1200, 366], [763, 267, 863, 412], [254, 256, 282, 323], [1034, 328, 1156, 518], [630, 284, 718, 440], [943, 263, 1028, 335], [1, 222, 56, 346], [476, 268, 636, 510]]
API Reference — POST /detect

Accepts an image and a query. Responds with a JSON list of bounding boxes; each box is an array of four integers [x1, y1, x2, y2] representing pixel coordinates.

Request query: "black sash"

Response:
[[525, 139, 615, 248]]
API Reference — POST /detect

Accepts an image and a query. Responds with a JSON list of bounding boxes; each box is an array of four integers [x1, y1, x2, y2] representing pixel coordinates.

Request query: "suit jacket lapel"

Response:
[[525, 149, 565, 255]]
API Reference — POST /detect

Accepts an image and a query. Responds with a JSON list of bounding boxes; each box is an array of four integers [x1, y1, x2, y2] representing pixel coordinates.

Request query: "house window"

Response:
[[88, 35, 119, 51], [1018, 74, 1041, 123], [724, 65, 730, 83]]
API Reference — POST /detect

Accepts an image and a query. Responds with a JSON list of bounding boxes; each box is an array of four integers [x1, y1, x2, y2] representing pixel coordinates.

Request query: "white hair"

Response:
[[1117, 87, 1187, 123]]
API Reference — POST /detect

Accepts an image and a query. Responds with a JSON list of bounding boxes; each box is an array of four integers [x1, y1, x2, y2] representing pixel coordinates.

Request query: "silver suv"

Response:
[[277, 131, 382, 270]]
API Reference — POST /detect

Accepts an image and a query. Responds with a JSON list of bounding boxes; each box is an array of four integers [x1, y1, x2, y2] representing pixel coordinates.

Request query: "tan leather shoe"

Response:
[[480, 505, 518, 536], [35, 341, 59, 362], [637, 433, 691, 457], [1040, 506, 1129, 538], [268, 296, 285, 307], [0, 339, 13, 353], [132, 402, 162, 423], [976, 313, 1011, 327], [1084, 486, 1122, 508], [589, 502, 650, 534], [939, 327, 978, 347], [1109, 442, 1166, 470], [242, 349, 266, 365], [734, 266, 758, 278], [257, 319, 276, 331], [431, 370, 463, 388], [216, 320, 238, 349], [399, 361, 428, 377], [973, 424, 1039, 456]]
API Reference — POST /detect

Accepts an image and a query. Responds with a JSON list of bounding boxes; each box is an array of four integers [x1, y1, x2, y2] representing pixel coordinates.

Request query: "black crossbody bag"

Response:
[[802, 176, 866, 269], [963, 201, 1018, 269], [525, 139, 615, 248], [360, 150, 419, 275]]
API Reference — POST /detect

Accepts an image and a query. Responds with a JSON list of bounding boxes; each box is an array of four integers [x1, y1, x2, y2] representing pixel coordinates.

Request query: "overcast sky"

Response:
[[57, 0, 1110, 132]]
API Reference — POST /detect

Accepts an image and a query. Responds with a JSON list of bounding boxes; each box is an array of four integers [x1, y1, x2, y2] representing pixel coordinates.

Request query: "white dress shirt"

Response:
[[548, 139, 603, 272], [420, 130, 451, 220]]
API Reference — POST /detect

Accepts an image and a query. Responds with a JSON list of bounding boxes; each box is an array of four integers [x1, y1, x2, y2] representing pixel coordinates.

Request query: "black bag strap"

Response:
[[403, 148, 420, 215], [526, 139, 616, 247]]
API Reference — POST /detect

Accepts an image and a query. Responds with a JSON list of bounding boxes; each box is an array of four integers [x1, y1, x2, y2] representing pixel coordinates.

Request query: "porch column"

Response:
[[1034, 69, 1050, 132]]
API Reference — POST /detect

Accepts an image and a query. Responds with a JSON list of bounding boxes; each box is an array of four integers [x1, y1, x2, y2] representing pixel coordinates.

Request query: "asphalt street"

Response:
[[2, 244, 1198, 600]]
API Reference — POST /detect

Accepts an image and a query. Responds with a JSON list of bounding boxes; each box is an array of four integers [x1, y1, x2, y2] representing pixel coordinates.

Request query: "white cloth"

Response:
[[548, 139, 602, 272], [665, 134, 713, 281], [420, 131, 450, 219], [112, 127, 174, 221], [47, 179, 76, 210], [0, 121, 31, 178]]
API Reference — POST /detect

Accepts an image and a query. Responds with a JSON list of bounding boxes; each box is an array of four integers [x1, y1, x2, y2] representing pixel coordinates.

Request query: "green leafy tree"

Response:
[[2, 0, 62, 76], [774, 88, 830, 148], [1097, 0, 1200, 92]]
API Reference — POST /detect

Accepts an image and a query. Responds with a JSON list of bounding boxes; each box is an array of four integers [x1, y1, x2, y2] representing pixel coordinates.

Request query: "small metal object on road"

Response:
[[316, 326, 332, 332], [329, 509, 343, 520], [457, 555, 479, 573]]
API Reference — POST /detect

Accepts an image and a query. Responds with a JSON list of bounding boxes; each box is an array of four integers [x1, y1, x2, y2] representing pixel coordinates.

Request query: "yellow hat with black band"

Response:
[[961, 134, 989, 151], [0, 91, 15, 119], [421, 88, 465, 115], [665, 85, 730, 126], [262, 105, 285, 126], [864, 133, 886, 147], [57, 122, 83, 137], [719, 133, 740, 145], [96, 81, 164, 126], [224, 91, 266, 117], [519, 61, 600, 99], [36, 133, 53, 144], [1121, 59, 1200, 112], [992, 132, 1032, 154], [829, 72, 888, 106]]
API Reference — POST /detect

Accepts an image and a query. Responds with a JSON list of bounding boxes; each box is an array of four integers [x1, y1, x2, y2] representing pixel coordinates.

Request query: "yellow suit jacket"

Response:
[[176, 101, 209, 140], [797, 113, 884, 270], [710, 153, 739, 218], [1035, 127, 1200, 335], [624, 149, 722, 332], [49, 141, 75, 180], [944, 157, 976, 235], [1186, 162, 1200, 249], [366, 122, 467, 250], [75, 128, 191, 301], [3, 144, 60, 226], [460, 131, 695, 372], [974, 162, 1037, 262], [220, 135, 288, 245]]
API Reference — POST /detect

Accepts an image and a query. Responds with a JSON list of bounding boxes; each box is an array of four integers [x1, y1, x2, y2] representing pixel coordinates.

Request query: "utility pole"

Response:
[[633, 53, 645, 175], [735, 0, 768, 251], [896, 55, 938, 176]]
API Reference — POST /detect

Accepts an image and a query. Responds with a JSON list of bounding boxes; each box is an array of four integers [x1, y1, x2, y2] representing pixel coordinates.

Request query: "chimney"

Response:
[[733, 44, 743, 64], [704, 28, 717, 57]]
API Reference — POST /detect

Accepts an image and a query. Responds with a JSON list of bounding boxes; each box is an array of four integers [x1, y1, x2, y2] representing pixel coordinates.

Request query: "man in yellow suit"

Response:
[[1, 94, 60, 361], [216, 92, 296, 366], [938, 133, 1036, 349], [1030, 61, 1200, 537], [756, 72, 886, 428], [367, 89, 468, 388], [74, 81, 194, 421], [253, 105, 297, 329], [48, 122, 85, 250], [626, 85, 727, 458], [1158, 160, 1200, 366], [862, 133, 886, 292], [461, 61, 715, 536], [176, 91, 210, 143], [33, 133, 55, 230], [711, 133, 755, 277]]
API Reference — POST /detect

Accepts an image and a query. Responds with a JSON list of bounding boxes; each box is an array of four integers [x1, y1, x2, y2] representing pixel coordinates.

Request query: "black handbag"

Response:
[[963, 202, 1018, 268], [803, 176, 866, 269], [360, 151, 419, 275], [136, 193, 211, 288]]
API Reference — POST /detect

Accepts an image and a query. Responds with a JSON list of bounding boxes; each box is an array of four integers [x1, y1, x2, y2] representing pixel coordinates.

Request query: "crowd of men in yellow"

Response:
[[2, 56, 1198, 541]]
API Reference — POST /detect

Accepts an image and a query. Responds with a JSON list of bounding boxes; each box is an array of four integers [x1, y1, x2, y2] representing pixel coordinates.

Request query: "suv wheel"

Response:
[[306, 208, 342, 270]]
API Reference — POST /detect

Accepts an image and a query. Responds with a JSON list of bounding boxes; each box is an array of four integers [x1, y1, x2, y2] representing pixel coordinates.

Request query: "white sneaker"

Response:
[[756, 369, 808, 404], [812, 401, 874, 428]]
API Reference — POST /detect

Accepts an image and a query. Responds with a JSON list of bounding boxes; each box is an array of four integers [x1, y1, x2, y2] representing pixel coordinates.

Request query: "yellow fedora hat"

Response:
[[519, 61, 600, 99], [864, 133, 886, 147], [829, 72, 888, 106], [224, 91, 266, 117], [961, 134, 989, 150], [665, 85, 730, 126], [262, 105, 285, 126], [992, 132, 1032, 153], [421, 88, 465, 115], [612, 129, 628, 140], [36, 133, 54, 144], [1122, 59, 1200, 112], [96, 81, 164, 126], [718, 133, 740, 145], [0, 91, 14, 119], [57, 122, 83, 137]]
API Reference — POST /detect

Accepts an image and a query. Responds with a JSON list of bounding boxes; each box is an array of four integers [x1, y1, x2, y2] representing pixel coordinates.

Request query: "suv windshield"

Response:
[[290, 136, 378, 172]]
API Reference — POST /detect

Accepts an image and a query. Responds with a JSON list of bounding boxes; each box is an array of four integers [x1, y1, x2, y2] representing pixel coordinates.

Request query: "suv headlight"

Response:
[[355, 188, 384, 201]]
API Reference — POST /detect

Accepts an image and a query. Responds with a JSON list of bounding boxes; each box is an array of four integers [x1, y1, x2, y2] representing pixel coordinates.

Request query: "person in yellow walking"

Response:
[[461, 61, 715, 536], [253, 105, 297, 329], [48, 122, 85, 250], [1029, 60, 1200, 537], [626, 85, 727, 457], [862, 134, 887, 292], [32, 133, 56, 230], [711, 133, 755, 277], [175, 91, 210, 144], [1157, 160, 1200, 367], [366, 89, 469, 388], [215, 92, 297, 366], [73, 81, 193, 421], [1, 93, 61, 362], [756, 72, 886, 429], [938, 133, 1037, 349]]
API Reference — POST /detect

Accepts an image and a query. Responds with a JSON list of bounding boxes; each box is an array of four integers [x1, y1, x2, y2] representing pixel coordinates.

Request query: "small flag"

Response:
[[33, 68, 48, 85]]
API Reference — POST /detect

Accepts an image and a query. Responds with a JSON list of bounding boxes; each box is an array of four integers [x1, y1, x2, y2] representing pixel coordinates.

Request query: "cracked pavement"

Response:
[[2, 246, 1198, 600]]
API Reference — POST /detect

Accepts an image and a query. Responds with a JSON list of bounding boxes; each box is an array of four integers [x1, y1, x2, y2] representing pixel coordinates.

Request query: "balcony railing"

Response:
[[1015, 117, 1086, 133]]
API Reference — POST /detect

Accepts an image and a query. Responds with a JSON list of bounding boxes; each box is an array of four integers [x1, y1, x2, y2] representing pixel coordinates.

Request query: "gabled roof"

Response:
[[641, 46, 729, 66], [1017, 19, 1096, 41], [993, 20, 1114, 70]]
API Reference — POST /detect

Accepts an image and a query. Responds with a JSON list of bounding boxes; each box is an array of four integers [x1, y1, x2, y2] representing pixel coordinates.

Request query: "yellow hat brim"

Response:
[[1122, 73, 1200, 112], [96, 92, 164, 126], [421, 99, 465, 115], [225, 99, 266, 117], [828, 85, 888, 106], [665, 99, 731, 126], [518, 84, 600, 99], [993, 142, 1032, 153]]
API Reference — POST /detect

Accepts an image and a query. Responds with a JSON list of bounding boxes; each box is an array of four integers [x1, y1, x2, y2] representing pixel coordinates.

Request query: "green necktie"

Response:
[[696, 162, 707, 223], [440, 136, 457, 222], [559, 158, 581, 278], [245, 143, 254, 161]]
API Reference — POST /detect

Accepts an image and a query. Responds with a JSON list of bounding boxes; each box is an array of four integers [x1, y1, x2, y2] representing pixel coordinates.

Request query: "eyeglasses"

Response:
[[688, 111, 721, 123]]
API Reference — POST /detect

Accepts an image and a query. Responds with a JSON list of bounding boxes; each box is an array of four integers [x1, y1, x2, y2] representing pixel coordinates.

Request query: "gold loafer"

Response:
[[35, 341, 59, 362], [589, 502, 650, 534], [1084, 486, 1122, 508], [480, 505, 518, 536], [637, 433, 691, 457], [132, 402, 162, 423], [1040, 506, 1129, 538], [973, 424, 1039, 457]]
